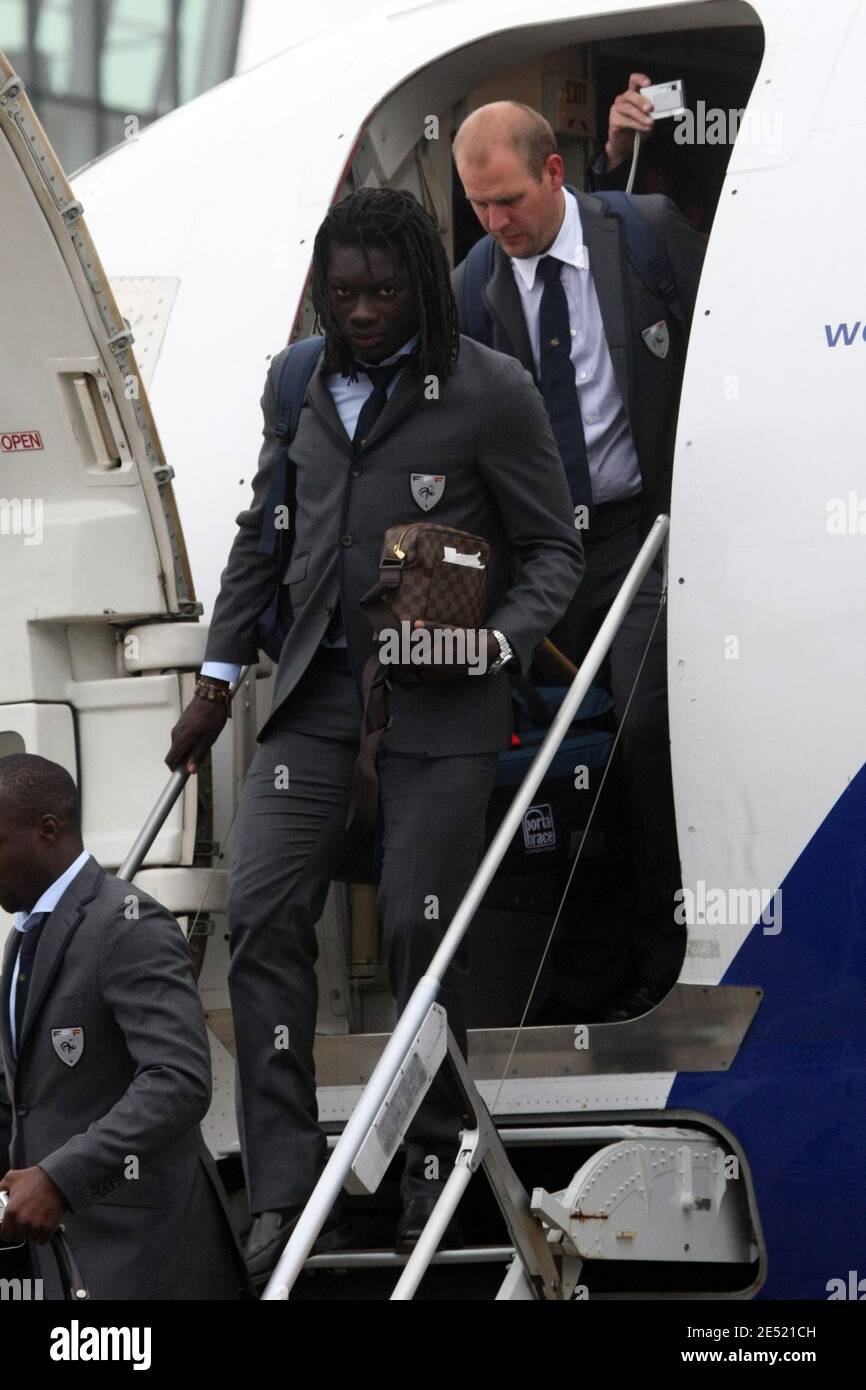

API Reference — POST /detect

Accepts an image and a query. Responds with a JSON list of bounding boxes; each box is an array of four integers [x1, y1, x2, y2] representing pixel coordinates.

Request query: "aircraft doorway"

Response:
[[448, 22, 764, 260], [309, 8, 764, 1035]]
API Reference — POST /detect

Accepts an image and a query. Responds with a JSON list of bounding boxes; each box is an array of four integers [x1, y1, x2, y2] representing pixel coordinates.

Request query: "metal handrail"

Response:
[[116, 665, 251, 883], [262, 513, 671, 1299]]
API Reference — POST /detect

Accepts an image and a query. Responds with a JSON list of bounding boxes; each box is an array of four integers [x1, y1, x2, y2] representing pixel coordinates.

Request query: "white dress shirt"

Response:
[[201, 334, 419, 683], [509, 187, 642, 508], [8, 847, 91, 1056]]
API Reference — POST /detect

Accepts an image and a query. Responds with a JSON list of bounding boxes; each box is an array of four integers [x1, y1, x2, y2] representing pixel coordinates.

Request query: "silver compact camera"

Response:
[[640, 79, 687, 119]]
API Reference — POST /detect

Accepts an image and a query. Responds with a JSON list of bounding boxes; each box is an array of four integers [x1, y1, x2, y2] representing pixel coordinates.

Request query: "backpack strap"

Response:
[[274, 335, 325, 438], [461, 234, 496, 346], [258, 335, 325, 555], [591, 190, 686, 331]]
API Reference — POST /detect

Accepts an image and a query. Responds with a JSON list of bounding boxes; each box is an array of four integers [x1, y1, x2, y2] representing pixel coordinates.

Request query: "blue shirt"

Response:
[[9, 848, 91, 1056], [202, 334, 419, 681]]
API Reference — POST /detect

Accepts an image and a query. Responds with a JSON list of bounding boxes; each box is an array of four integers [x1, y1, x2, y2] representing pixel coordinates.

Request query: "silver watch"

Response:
[[488, 629, 514, 676]]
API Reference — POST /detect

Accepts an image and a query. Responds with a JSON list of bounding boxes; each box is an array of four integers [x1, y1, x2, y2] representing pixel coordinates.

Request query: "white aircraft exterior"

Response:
[[1, 0, 865, 1299]]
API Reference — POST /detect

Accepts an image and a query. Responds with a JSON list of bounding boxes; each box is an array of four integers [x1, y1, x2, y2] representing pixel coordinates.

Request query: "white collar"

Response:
[[13, 849, 91, 933], [510, 188, 589, 292]]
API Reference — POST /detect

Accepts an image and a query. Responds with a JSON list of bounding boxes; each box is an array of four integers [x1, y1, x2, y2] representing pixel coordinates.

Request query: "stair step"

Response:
[[304, 1244, 514, 1270]]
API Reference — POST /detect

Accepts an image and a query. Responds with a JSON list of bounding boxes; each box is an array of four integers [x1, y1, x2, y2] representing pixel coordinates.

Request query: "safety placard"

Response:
[[1, 430, 44, 451]]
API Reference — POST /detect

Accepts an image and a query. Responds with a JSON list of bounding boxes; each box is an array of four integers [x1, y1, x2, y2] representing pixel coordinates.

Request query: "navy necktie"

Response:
[[14, 911, 50, 1048], [351, 359, 406, 448], [537, 255, 593, 515], [321, 359, 407, 645]]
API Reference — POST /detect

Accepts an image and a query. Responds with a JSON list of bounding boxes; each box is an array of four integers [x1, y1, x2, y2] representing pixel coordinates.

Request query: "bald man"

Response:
[[452, 101, 705, 1022], [0, 753, 249, 1299]]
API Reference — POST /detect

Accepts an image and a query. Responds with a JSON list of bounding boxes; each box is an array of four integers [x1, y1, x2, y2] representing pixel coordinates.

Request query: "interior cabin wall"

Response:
[[458, 43, 595, 188]]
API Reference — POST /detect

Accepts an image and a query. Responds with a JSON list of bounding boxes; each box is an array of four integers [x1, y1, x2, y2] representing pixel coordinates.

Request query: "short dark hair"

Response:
[[311, 186, 459, 381], [0, 753, 80, 832]]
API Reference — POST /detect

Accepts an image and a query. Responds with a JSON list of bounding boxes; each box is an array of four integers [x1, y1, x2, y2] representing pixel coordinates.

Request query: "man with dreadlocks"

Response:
[[166, 186, 583, 1280]]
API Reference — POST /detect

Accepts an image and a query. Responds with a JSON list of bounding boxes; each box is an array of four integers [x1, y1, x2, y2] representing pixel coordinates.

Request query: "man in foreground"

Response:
[[0, 752, 248, 1299]]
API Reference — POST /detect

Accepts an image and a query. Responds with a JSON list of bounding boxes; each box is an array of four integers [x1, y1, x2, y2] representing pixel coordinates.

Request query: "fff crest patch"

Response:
[[642, 319, 670, 359], [410, 473, 446, 511], [51, 1026, 84, 1067]]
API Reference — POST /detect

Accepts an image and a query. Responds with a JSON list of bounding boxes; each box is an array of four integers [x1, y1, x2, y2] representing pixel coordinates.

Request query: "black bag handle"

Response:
[[0, 1190, 89, 1299], [52, 1227, 90, 1301]]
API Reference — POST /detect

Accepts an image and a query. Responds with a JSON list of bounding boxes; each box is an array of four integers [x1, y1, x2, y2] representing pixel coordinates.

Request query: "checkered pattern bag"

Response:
[[360, 522, 491, 634], [346, 524, 492, 839]]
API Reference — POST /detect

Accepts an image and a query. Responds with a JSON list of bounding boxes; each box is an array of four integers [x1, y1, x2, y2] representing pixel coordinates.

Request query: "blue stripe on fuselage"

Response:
[[667, 762, 866, 1298]]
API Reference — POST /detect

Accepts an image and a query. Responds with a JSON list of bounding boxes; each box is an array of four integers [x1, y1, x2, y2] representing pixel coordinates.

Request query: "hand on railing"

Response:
[[165, 685, 229, 775], [0, 1168, 68, 1245]]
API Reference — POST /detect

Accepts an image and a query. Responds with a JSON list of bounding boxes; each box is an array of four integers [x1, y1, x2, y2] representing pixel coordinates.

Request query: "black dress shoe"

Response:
[[244, 1200, 354, 1285], [597, 978, 673, 1023], [395, 1195, 463, 1254]]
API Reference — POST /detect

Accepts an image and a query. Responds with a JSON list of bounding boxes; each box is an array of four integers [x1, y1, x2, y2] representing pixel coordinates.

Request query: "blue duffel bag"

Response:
[[484, 678, 615, 875]]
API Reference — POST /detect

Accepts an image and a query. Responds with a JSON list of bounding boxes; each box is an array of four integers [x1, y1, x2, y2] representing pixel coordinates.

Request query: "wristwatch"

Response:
[[488, 629, 514, 676]]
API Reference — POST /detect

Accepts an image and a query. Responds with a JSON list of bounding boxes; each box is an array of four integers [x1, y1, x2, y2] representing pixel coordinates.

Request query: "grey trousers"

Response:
[[550, 496, 685, 987], [227, 647, 498, 1212]]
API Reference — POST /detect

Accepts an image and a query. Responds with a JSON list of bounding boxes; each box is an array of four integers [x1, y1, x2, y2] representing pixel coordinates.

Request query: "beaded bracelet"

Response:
[[194, 679, 232, 718]]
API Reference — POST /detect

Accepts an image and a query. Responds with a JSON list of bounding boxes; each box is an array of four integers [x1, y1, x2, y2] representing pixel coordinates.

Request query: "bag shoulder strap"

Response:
[[592, 190, 686, 330], [274, 334, 326, 438], [258, 336, 325, 556], [462, 235, 496, 346]]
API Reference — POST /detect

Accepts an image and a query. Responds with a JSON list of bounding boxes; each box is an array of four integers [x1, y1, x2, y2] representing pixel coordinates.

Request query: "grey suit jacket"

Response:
[[205, 335, 584, 755], [452, 190, 706, 541], [0, 856, 247, 1299]]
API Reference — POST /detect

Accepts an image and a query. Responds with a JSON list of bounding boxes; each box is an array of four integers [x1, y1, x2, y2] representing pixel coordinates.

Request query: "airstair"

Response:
[[118, 520, 762, 1300]]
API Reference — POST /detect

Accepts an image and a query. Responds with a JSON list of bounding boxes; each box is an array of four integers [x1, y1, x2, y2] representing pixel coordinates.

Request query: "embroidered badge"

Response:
[[51, 1026, 84, 1067], [410, 473, 446, 511], [642, 320, 670, 359]]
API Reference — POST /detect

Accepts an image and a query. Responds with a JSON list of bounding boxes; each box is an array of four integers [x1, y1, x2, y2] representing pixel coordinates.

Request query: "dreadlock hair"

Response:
[[311, 186, 459, 382]]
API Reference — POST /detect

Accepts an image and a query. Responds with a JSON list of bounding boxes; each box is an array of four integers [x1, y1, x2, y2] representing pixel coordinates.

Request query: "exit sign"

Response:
[[549, 75, 596, 139]]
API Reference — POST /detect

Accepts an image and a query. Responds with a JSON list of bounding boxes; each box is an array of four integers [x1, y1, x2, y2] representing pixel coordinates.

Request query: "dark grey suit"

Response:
[[206, 336, 584, 748], [205, 337, 584, 1209], [452, 190, 705, 542], [453, 192, 706, 991], [0, 857, 248, 1300]]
